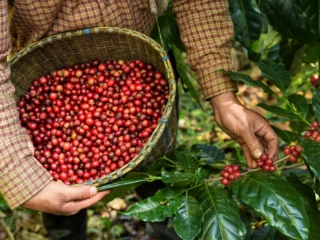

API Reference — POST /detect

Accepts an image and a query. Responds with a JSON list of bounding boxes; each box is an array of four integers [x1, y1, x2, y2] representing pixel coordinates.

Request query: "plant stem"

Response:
[[284, 162, 305, 169], [206, 176, 222, 182], [284, 99, 311, 126], [274, 155, 290, 164], [162, 156, 178, 166]]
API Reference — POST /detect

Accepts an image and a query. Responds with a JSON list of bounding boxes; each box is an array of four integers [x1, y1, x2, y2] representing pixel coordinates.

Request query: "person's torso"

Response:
[[10, 0, 166, 56]]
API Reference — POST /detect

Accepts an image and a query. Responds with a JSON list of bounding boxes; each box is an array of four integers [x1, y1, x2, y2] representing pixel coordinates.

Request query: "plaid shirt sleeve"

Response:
[[173, 0, 238, 100], [0, 1, 52, 209]]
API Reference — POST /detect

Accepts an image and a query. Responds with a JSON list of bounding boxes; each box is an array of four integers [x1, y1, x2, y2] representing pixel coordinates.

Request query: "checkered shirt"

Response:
[[0, 0, 237, 209]]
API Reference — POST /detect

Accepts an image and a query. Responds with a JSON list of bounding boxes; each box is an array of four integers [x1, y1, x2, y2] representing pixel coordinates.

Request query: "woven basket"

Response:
[[9, 27, 177, 187]]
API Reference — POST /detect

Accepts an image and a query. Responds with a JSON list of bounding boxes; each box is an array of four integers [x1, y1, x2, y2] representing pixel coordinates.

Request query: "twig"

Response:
[[284, 162, 305, 169], [274, 155, 291, 164], [206, 176, 222, 182], [0, 219, 15, 240]]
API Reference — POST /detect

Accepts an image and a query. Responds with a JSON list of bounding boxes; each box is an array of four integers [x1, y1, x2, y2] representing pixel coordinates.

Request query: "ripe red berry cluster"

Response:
[[256, 154, 276, 172], [220, 165, 241, 186], [283, 145, 302, 162], [304, 121, 320, 142], [17, 59, 169, 185]]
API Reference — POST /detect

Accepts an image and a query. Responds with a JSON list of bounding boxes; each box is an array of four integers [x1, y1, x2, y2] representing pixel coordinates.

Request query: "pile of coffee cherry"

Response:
[[18, 59, 169, 184]]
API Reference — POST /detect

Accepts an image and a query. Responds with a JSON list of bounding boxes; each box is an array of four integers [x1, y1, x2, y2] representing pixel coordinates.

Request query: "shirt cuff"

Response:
[[195, 55, 238, 100]]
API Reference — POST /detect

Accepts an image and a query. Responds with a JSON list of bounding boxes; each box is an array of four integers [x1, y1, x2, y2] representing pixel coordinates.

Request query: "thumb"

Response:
[[241, 131, 264, 159], [66, 185, 98, 201]]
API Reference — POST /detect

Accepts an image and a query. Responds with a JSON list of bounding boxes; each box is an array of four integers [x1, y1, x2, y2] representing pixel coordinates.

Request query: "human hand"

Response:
[[22, 181, 109, 216], [210, 92, 278, 168]]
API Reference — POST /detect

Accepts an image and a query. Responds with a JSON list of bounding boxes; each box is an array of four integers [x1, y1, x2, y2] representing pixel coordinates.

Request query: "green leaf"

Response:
[[301, 139, 320, 180], [195, 144, 225, 164], [171, 45, 203, 110], [97, 172, 152, 192], [228, 0, 268, 61], [149, 6, 185, 52], [175, 150, 198, 173], [174, 196, 204, 240], [262, 0, 320, 43], [257, 60, 291, 91], [305, 43, 320, 63], [221, 70, 275, 95], [121, 187, 183, 222], [286, 174, 320, 240], [258, 103, 302, 120], [189, 145, 203, 157], [288, 94, 309, 117], [154, 187, 184, 218], [161, 169, 194, 187], [195, 168, 209, 184], [194, 184, 246, 240], [271, 126, 299, 144], [312, 88, 320, 122], [231, 172, 309, 239], [100, 173, 150, 202]]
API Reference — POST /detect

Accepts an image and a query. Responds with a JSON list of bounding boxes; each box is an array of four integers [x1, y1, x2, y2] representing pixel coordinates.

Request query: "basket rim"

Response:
[[9, 26, 177, 187]]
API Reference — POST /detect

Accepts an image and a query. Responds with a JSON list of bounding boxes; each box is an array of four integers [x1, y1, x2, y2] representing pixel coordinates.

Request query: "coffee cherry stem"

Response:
[[162, 156, 178, 167], [284, 162, 305, 169], [206, 176, 223, 182], [274, 155, 291, 165], [284, 99, 311, 127]]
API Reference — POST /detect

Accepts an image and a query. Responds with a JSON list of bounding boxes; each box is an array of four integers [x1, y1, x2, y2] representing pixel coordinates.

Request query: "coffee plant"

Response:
[[99, 65, 320, 239], [96, 1, 320, 240]]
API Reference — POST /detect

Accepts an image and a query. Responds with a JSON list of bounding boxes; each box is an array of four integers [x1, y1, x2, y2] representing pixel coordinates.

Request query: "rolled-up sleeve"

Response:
[[173, 0, 238, 100], [0, 0, 52, 209]]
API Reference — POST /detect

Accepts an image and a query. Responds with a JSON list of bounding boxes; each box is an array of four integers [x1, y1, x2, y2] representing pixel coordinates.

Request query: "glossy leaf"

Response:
[[312, 88, 320, 122], [122, 187, 183, 222], [286, 174, 320, 240], [98, 172, 151, 192], [221, 70, 275, 95], [263, 0, 320, 43], [258, 103, 302, 120], [229, 0, 268, 61], [175, 150, 198, 173], [301, 139, 320, 180], [271, 126, 299, 144], [231, 172, 309, 239], [195, 168, 209, 184], [161, 169, 194, 186], [174, 196, 204, 240], [288, 94, 309, 117], [257, 60, 291, 91], [195, 144, 225, 164], [195, 184, 246, 240]]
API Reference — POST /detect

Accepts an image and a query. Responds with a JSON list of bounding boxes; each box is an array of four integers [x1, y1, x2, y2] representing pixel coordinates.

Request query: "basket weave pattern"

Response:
[[9, 27, 177, 186]]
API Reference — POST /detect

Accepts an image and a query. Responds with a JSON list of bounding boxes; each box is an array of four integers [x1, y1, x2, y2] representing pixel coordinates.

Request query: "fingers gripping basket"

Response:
[[9, 27, 177, 187]]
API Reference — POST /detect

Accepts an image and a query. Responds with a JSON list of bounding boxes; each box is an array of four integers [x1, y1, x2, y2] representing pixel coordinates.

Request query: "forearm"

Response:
[[0, 1, 52, 209], [173, 0, 237, 99]]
